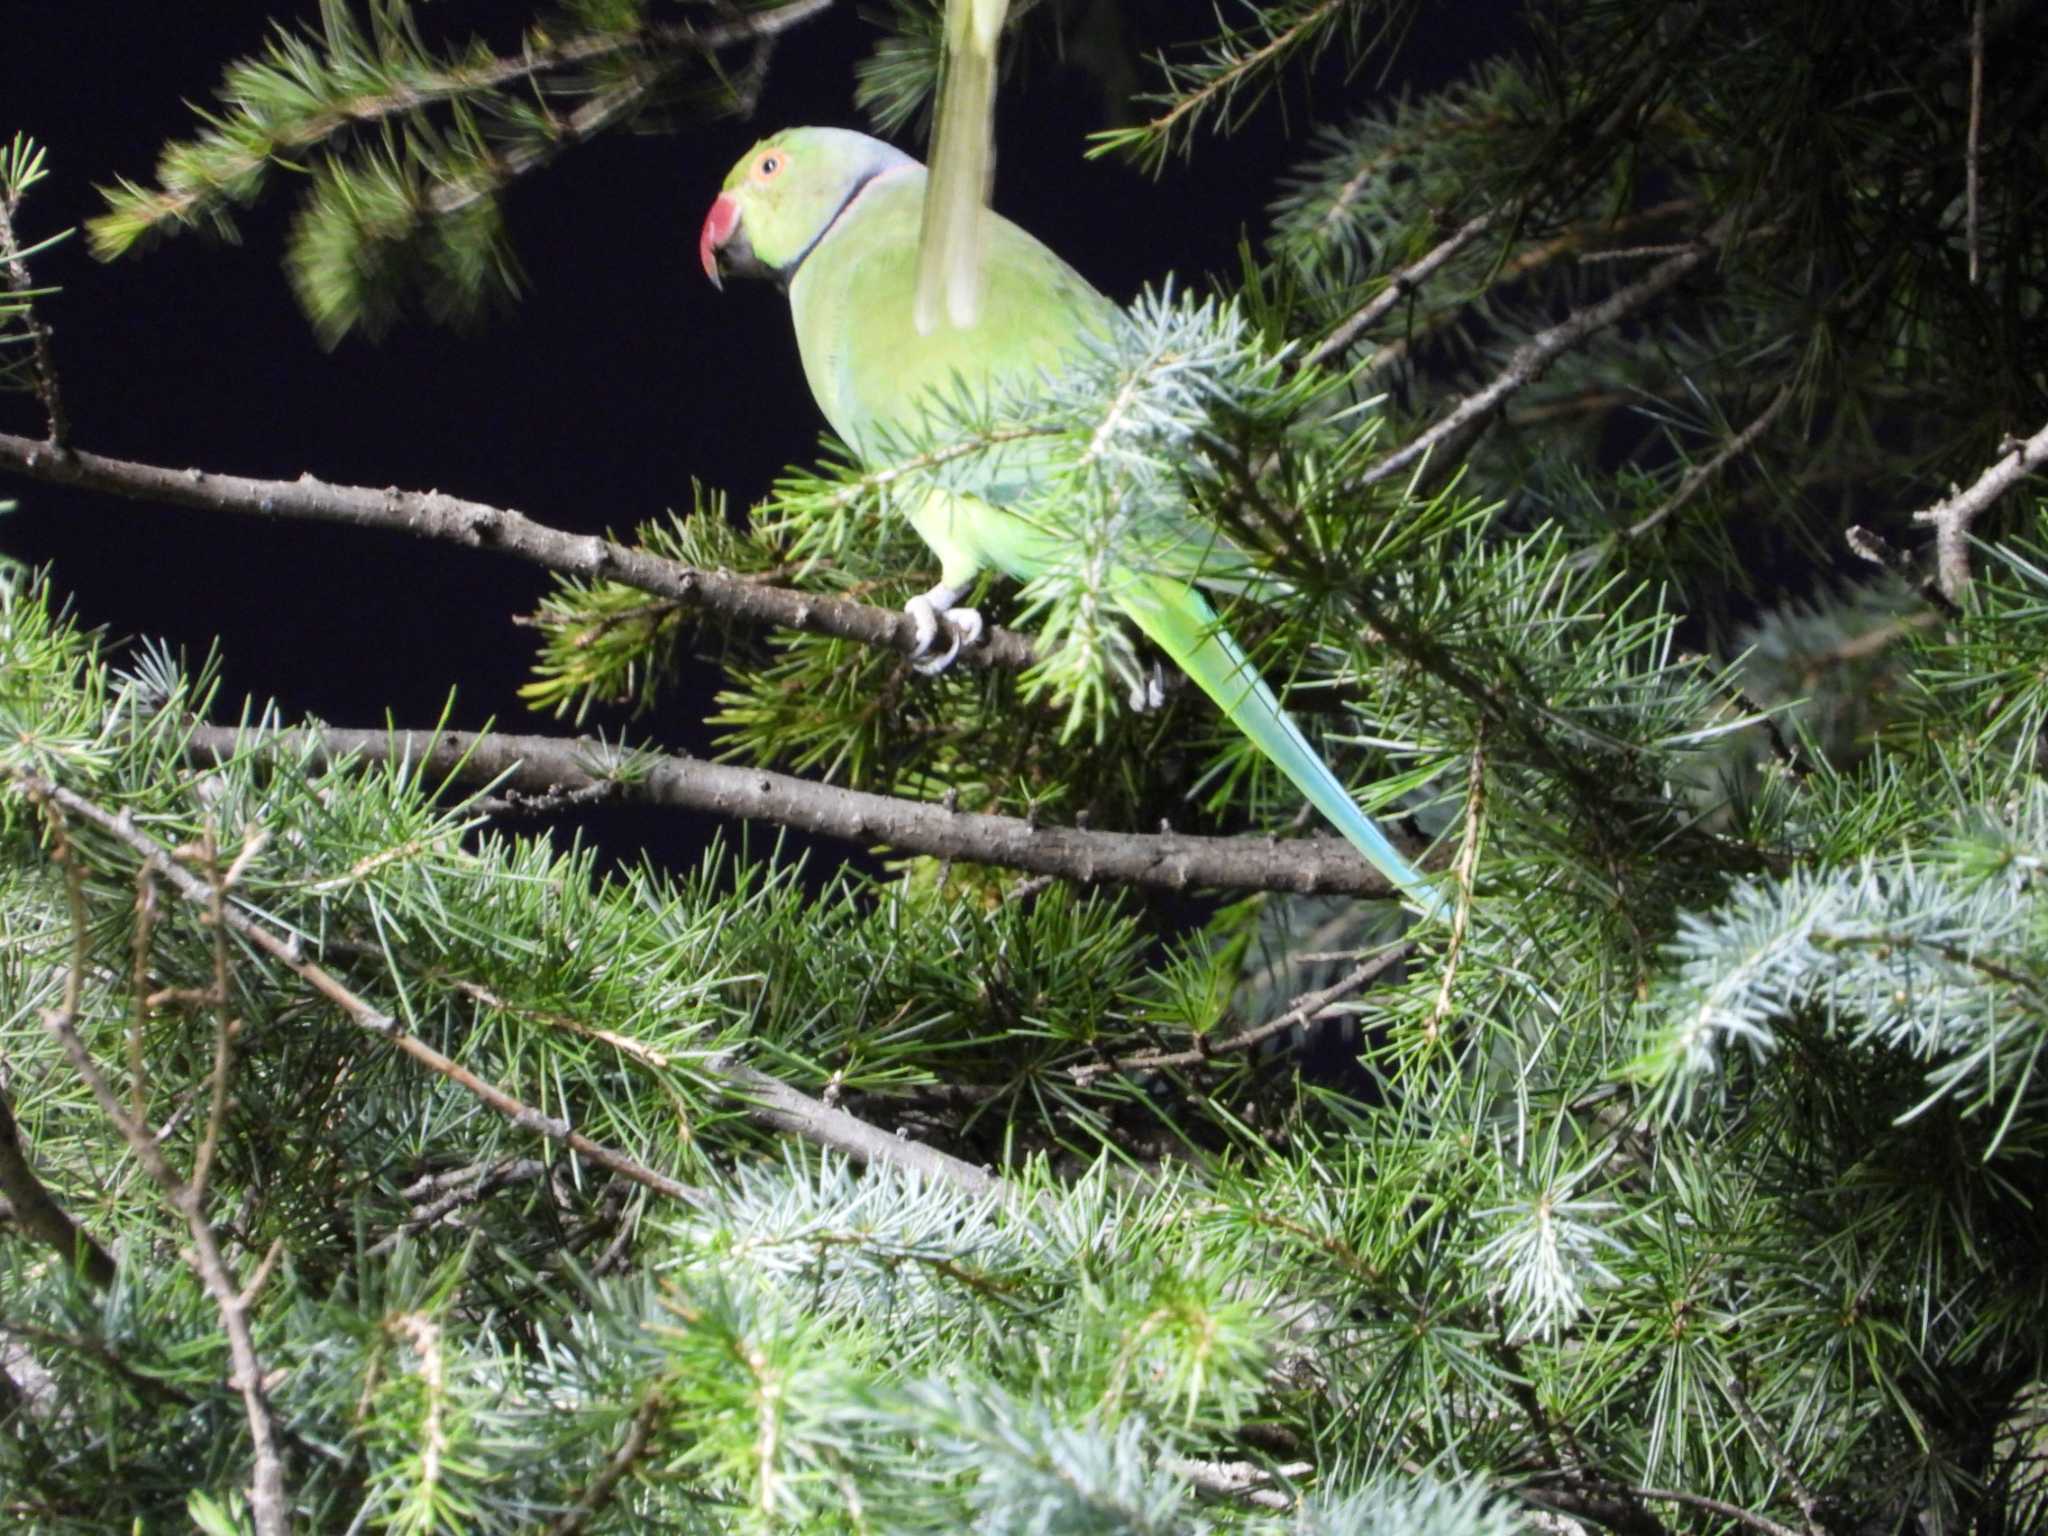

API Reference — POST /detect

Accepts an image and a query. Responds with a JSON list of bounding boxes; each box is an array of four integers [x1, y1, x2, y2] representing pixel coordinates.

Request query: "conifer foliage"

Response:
[[4, 2, 2048, 1531]]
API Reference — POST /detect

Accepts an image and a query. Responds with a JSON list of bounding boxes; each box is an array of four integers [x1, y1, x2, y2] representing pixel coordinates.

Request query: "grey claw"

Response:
[[905, 599, 983, 676], [1128, 662, 1167, 713], [906, 595, 943, 659], [913, 627, 962, 674]]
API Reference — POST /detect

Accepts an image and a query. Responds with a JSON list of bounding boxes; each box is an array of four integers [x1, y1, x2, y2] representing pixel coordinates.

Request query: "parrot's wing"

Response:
[[914, 0, 1009, 334]]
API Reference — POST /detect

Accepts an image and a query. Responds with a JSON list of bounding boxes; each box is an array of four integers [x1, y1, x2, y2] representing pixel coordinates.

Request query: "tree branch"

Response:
[[0, 1090, 116, 1290], [708, 1055, 999, 1197], [12, 770, 708, 1209], [1616, 381, 1795, 545], [0, 431, 1038, 672], [13, 766, 1013, 1217], [184, 724, 1416, 899], [1629, 1486, 1806, 1536], [1359, 214, 1733, 489], [0, 191, 67, 445], [1300, 208, 1497, 372], [28, 797, 290, 1536], [1967, 0, 1985, 285], [1910, 416, 2048, 600], [1070, 941, 1414, 1084], [548, 1386, 669, 1536], [90, 0, 838, 251]]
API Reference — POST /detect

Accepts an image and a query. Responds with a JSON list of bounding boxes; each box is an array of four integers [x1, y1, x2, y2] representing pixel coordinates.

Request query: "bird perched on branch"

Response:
[[700, 125, 1444, 918]]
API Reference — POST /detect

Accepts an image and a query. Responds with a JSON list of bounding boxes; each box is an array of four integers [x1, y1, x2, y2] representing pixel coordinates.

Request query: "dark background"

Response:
[[2, 3, 1499, 862]]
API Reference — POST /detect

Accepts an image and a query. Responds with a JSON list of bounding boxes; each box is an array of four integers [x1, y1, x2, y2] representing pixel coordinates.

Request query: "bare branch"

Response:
[[1967, 0, 1985, 285], [1300, 208, 1497, 372], [27, 798, 290, 1535], [709, 1054, 1000, 1198], [0, 431, 1038, 672], [1070, 941, 1413, 1084], [1360, 214, 1733, 489], [13, 771, 708, 1209], [183, 724, 1417, 900], [0, 187, 68, 445], [1615, 381, 1795, 545], [0, 1090, 116, 1290], [1910, 417, 2048, 600]]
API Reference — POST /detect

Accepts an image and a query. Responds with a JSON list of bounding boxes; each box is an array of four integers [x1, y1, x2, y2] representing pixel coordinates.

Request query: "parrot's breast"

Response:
[[787, 173, 1116, 465]]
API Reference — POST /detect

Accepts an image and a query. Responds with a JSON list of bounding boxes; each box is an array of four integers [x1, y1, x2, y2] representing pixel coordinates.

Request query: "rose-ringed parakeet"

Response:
[[701, 127, 1443, 917]]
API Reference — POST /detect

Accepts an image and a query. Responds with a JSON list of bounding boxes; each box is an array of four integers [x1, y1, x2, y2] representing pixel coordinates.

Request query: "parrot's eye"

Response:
[[756, 152, 786, 180]]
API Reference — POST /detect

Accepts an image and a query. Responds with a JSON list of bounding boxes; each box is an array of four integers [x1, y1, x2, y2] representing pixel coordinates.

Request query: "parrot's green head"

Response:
[[700, 127, 917, 290]]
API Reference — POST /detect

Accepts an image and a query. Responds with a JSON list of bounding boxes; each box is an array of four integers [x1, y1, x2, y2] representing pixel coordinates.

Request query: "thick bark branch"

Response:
[[0, 432, 1037, 671], [185, 724, 1413, 899]]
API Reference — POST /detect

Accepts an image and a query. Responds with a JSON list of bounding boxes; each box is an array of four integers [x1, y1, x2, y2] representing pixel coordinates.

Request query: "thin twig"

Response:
[[709, 1055, 1000, 1197], [0, 1091, 116, 1289], [1359, 214, 1733, 489], [1300, 209, 1497, 371], [0, 181, 68, 445], [0, 430, 1038, 673], [1967, 0, 1985, 285], [548, 1387, 669, 1535], [1425, 727, 1486, 1042], [28, 800, 290, 1536], [187, 823, 242, 1204], [1614, 382, 1795, 545], [1069, 942, 1413, 1084], [15, 771, 707, 1208], [1720, 1373, 1827, 1536], [1630, 1486, 1805, 1536], [1910, 417, 2048, 600], [1356, 197, 1700, 384], [184, 724, 1419, 900], [1122, 0, 1345, 153]]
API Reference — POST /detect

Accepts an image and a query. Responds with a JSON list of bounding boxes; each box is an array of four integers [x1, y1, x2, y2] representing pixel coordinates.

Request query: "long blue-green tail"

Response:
[[1118, 573, 1448, 921]]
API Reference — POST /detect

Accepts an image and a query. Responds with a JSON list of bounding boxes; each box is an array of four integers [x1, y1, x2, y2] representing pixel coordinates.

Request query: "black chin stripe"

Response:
[[783, 165, 890, 282]]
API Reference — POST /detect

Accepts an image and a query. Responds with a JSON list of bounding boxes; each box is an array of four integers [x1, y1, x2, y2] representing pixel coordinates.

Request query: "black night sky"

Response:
[[3, 3, 1503, 865]]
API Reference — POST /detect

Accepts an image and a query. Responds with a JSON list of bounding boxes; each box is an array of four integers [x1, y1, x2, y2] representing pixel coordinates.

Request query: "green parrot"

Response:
[[700, 127, 1444, 917]]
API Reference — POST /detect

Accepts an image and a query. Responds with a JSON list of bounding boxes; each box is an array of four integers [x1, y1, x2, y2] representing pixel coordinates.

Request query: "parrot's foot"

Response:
[[906, 586, 985, 675], [1128, 663, 1167, 713]]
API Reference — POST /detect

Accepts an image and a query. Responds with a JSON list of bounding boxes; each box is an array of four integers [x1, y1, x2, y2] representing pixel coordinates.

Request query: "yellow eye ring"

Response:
[[755, 151, 787, 181]]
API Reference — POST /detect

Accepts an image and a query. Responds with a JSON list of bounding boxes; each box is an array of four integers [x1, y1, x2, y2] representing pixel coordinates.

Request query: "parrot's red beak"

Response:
[[700, 193, 741, 290]]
